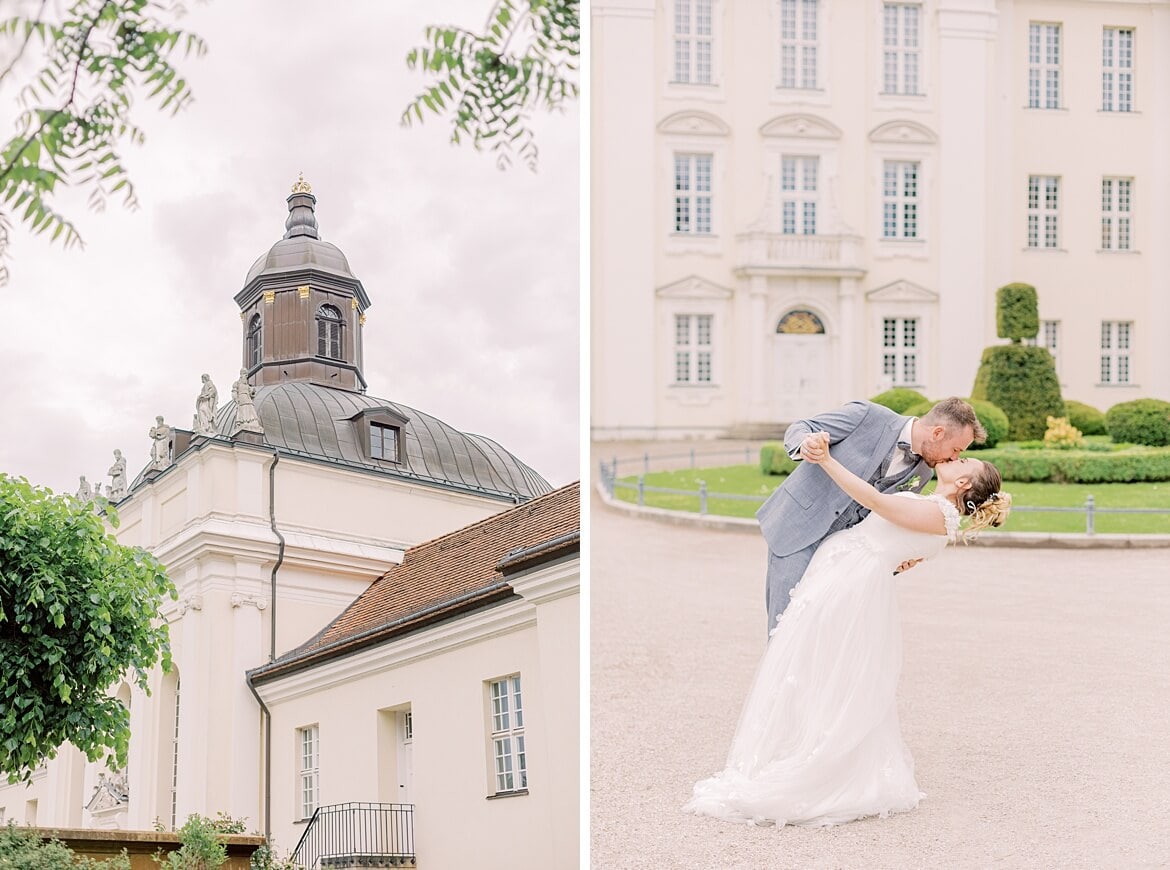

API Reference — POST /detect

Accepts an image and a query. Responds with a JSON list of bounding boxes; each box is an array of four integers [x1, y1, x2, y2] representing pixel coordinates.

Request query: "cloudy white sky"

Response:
[[0, 0, 580, 495]]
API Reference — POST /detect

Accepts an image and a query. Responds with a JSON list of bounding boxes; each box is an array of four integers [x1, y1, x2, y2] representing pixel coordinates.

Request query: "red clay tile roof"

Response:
[[252, 481, 579, 681]]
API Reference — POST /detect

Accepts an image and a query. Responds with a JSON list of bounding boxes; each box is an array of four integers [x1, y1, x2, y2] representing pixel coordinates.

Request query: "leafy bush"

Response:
[[1105, 399, 1170, 447], [902, 398, 1010, 450], [0, 823, 130, 869], [996, 282, 1040, 341], [972, 445, 1170, 483], [0, 475, 177, 782], [760, 442, 797, 476], [868, 388, 929, 414], [970, 344, 1064, 441], [1043, 416, 1085, 449], [1063, 400, 1107, 436]]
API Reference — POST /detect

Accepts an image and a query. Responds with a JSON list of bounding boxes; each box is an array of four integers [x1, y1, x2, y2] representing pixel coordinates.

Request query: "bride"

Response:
[[684, 432, 1012, 827]]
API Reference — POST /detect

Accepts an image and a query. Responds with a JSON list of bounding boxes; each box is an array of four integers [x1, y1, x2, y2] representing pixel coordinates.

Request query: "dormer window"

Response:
[[349, 406, 410, 465], [370, 422, 399, 461], [317, 304, 342, 359], [246, 314, 262, 367]]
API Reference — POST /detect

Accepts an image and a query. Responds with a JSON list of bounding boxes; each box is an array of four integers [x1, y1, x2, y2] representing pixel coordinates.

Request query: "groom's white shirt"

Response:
[[885, 418, 918, 479]]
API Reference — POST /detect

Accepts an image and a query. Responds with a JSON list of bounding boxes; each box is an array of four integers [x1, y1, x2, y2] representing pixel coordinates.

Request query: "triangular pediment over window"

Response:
[[868, 120, 938, 145], [759, 113, 843, 140], [657, 110, 731, 136], [656, 275, 733, 300], [866, 279, 939, 303]]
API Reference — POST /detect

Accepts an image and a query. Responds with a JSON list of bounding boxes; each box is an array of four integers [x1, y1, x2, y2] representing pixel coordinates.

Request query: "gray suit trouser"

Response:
[[765, 542, 819, 636]]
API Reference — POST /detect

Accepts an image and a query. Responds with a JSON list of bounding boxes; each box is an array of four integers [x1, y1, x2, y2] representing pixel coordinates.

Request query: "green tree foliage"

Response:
[[902, 398, 1010, 450], [1063, 399, 1107, 436], [868, 388, 929, 414], [1105, 398, 1170, 447], [996, 282, 1040, 342], [0, 475, 176, 783], [972, 283, 1063, 440], [0, 0, 207, 284], [402, 0, 579, 170], [0, 823, 131, 869]]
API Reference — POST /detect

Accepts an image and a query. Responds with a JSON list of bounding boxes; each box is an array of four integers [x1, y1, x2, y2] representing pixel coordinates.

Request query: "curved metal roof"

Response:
[[213, 381, 551, 500], [244, 236, 356, 285]]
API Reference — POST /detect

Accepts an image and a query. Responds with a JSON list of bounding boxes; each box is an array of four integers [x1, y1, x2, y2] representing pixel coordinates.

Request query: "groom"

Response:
[[757, 397, 985, 633]]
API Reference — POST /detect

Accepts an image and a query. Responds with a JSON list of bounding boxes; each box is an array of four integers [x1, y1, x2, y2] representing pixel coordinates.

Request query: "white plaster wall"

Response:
[[592, 0, 1170, 437]]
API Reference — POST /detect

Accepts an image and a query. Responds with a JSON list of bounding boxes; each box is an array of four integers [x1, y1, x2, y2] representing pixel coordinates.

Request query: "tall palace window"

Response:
[[1101, 27, 1133, 112], [316, 304, 342, 359], [246, 314, 262, 368], [672, 0, 713, 84]]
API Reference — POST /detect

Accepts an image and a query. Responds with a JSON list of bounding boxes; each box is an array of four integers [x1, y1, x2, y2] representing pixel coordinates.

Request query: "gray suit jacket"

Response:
[[756, 400, 933, 558]]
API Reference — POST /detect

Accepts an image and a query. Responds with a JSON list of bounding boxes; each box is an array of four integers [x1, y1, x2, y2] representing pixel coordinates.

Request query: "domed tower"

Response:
[[235, 175, 371, 392]]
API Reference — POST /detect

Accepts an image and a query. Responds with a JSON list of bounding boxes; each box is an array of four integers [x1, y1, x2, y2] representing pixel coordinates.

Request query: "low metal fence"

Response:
[[598, 452, 1170, 535], [291, 802, 415, 869]]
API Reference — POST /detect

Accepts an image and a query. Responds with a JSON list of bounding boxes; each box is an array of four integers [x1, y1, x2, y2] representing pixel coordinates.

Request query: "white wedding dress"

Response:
[[684, 492, 959, 827]]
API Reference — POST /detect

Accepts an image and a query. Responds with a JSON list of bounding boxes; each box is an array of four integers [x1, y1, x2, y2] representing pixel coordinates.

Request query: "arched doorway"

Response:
[[773, 309, 831, 422]]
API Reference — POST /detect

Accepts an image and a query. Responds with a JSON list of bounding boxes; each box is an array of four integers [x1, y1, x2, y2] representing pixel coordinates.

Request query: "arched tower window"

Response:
[[246, 314, 262, 367], [317, 304, 342, 359]]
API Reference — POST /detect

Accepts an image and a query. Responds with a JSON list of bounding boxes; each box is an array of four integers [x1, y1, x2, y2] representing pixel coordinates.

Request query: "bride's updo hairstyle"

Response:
[[957, 460, 1012, 539]]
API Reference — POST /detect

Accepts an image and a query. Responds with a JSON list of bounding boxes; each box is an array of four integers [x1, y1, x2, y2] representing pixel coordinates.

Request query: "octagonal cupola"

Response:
[[234, 176, 372, 392]]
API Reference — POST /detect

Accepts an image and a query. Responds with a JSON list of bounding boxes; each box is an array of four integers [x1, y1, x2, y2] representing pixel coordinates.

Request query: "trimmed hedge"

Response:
[[996, 282, 1040, 341], [1063, 400, 1107, 436], [760, 442, 798, 476], [903, 398, 1010, 450], [1105, 399, 1170, 447], [971, 344, 1064, 441], [869, 388, 929, 414], [972, 444, 1170, 483]]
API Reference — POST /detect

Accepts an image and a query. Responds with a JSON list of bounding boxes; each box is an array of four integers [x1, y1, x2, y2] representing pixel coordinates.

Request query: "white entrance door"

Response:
[[774, 334, 832, 422], [397, 710, 413, 804]]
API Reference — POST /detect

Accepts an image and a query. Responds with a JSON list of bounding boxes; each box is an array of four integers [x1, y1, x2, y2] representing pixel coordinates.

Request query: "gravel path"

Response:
[[589, 487, 1170, 869]]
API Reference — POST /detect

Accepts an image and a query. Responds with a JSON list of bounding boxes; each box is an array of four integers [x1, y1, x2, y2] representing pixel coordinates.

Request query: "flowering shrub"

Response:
[[1043, 416, 1085, 450]]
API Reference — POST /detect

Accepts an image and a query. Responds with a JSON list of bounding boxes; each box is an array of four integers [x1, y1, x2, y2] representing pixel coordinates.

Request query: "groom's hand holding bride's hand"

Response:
[[894, 558, 923, 575], [800, 431, 831, 463]]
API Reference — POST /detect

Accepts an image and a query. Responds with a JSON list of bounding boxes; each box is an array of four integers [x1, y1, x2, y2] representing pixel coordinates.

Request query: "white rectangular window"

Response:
[[298, 725, 319, 819], [1028, 23, 1061, 108], [1102, 27, 1134, 112], [881, 3, 921, 96], [1100, 177, 1132, 250], [1027, 175, 1060, 249], [882, 161, 919, 239], [673, 0, 713, 84], [780, 156, 817, 235], [882, 317, 919, 386], [674, 314, 713, 384], [489, 675, 526, 793], [1100, 321, 1132, 384], [779, 0, 818, 89], [673, 153, 712, 235]]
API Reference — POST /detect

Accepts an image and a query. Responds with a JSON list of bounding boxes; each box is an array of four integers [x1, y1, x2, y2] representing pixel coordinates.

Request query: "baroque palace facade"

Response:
[[592, 0, 1170, 438], [0, 181, 579, 868]]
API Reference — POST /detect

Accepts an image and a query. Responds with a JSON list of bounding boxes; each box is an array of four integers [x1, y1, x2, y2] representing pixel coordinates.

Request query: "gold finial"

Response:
[[291, 172, 313, 194]]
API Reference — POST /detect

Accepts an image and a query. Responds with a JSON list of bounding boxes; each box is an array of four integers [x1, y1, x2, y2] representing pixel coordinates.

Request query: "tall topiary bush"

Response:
[[970, 282, 1063, 441], [1105, 399, 1170, 447]]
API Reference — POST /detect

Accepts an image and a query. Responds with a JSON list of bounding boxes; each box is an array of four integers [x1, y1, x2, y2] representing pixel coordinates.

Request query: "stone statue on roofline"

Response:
[[195, 373, 218, 435], [231, 368, 264, 436], [75, 475, 93, 504], [149, 417, 174, 471], [107, 449, 128, 500]]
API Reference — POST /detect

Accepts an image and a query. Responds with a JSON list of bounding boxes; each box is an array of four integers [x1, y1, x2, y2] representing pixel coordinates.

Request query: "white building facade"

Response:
[[0, 183, 575, 867], [592, 0, 1170, 439]]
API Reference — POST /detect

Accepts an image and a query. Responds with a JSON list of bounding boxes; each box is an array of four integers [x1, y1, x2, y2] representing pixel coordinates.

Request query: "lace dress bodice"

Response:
[[814, 492, 959, 576]]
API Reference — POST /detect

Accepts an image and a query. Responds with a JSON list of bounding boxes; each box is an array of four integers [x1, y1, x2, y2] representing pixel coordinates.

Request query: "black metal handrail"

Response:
[[291, 802, 415, 869]]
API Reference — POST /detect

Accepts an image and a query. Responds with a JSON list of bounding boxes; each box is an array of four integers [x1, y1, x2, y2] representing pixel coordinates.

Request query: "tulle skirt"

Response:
[[683, 532, 925, 827]]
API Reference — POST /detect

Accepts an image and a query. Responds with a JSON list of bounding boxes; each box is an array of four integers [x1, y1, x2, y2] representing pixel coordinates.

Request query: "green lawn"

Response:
[[612, 464, 1170, 534]]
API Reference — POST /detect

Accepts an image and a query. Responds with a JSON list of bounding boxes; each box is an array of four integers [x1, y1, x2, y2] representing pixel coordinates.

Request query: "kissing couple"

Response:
[[684, 397, 1012, 827]]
